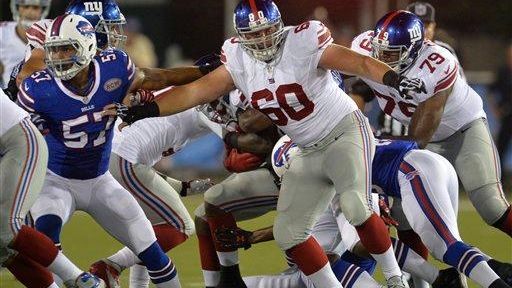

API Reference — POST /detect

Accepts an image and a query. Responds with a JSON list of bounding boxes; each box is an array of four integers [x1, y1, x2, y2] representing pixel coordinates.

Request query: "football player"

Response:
[[1, 0, 50, 91], [105, 1, 428, 287], [16, 14, 205, 288], [1, 89, 105, 288], [351, 10, 511, 237], [89, 86, 229, 288], [264, 135, 511, 288]]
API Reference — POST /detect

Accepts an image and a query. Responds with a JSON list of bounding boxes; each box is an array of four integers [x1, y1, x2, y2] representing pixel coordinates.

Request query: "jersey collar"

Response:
[[55, 59, 101, 105]]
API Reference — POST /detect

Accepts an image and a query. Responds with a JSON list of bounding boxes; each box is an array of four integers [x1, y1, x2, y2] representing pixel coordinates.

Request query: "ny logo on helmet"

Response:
[[408, 24, 422, 43], [84, 1, 103, 14]]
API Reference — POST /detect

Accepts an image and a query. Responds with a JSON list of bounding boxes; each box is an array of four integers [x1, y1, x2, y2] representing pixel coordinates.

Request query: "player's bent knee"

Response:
[[203, 184, 227, 207], [273, 215, 309, 250], [339, 191, 373, 227], [125, 215, 158, 254], [468, 184, 510, 224]]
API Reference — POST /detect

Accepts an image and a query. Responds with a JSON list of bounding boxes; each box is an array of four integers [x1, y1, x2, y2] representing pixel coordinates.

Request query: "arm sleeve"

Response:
[[289, 20, 334, 67], [17, 78, 38, 113]]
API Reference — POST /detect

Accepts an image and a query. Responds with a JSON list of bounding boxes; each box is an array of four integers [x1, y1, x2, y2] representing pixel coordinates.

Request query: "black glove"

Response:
[[3, 60, 24, 101], [383, 70, 427, 100], [30, 113, 49, 135], [214, 227, 253, 250], [195, 53, 222, 75], [114, 102, 160, 125]]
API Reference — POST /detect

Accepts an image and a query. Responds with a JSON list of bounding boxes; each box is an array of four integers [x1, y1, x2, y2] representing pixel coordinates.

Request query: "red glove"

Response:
[[130, 89, 155, 105], [224, 148, 263, 173]]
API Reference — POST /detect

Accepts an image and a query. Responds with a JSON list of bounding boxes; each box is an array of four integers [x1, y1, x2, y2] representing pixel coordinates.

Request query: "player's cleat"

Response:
[[216, 265, 248, 288], [384, 275, 410, 288], [65, 272, 105, 288], [489, 259, 512, 285], [89, 259, 121, 288], [432, 268, 466, 288]]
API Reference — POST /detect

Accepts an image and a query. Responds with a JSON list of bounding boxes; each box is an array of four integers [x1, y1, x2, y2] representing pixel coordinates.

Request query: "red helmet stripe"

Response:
[[248, 0, 260, 20], [378, 10, 402, 39], [50, 15, 67, 37]]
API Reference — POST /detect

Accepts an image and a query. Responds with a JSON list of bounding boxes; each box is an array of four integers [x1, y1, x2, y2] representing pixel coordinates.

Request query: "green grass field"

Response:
[[1, 195, 511, 287]]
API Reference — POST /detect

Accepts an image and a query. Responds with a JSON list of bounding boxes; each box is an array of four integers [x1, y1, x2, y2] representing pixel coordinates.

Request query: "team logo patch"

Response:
[[104, 78, 122, 92], [272, 140, 297, 168], [76, 21, 95, 37]]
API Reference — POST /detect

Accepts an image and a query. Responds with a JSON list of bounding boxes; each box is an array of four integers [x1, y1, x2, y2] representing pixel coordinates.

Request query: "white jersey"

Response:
[[351, 31, 485, 141], [0, 22, 26, 88], [112, 108, 218, 167], [221, 20, 357, 147], [0, 89, 29, 137]]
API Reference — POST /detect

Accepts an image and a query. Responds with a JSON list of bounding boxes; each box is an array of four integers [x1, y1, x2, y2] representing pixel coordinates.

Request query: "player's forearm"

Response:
[[360, 55, 396, 85], [408, 115, 441, 148], [139, 67, 204, 90], [249, 226, 274, 244]]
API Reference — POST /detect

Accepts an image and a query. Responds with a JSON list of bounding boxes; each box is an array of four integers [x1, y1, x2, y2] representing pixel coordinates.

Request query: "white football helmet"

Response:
[[271, 135, 300, 179], [44, 14, 97, 80], [10, 0, 51, 28]]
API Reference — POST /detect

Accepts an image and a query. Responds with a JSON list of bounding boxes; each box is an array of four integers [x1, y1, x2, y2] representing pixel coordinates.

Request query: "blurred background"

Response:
[[1, 0, 511, 187]]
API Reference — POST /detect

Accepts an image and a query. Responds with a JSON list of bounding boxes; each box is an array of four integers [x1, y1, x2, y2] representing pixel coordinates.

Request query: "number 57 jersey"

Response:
[[351, 31, 485, 141], [17, 49, 135, 179], [221, 20, 357, 147]]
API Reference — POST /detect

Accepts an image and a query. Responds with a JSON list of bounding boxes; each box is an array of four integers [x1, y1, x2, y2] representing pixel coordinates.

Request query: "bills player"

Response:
[[1, 90, 105, 288], [351, 10, 511, 237], [16, 15, 205, 288], [1, 0, 50, 91], [105, 0, 430, 286]]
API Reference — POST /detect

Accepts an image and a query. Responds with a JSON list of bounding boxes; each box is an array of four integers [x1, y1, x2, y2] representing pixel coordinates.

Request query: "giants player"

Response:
[[17, 15, 203, 288], [1, 0, 50, 90], [1, 90, 105, 288], [105, 0, 427, 287], [351, 10, 511, 237], [260, 136, 512, 288]]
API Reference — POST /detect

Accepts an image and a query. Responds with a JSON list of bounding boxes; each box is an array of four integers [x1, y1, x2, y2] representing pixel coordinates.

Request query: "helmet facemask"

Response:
[[371, 37, 414, 74], [44, 40, 92, 80], [236, 16, 285, 62], [196, 96, 235, 124], [11, 0, 51, 29], [95, 14, 127, 50]]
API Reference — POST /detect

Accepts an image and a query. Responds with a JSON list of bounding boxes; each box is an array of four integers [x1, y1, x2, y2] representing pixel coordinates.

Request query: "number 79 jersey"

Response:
[[221, 20, 357, 147], [17, 49, 135, 179], [351, 31, 485, 141]]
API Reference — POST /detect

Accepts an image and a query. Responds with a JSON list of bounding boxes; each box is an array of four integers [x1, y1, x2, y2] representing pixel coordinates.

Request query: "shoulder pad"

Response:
[[351, 30, 374, 56]]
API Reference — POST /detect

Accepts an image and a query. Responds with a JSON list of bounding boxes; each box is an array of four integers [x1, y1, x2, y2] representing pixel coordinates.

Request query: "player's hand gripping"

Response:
[[215, 227, 253, 250], [103, 101, 160, 130], [383, 70, 427, 100], [398, 76, 427, 100]]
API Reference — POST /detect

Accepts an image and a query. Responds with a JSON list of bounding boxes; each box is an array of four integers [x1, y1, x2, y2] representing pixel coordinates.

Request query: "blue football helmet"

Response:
[[371, 10, 424, 73], [65, 0, 126, 50], [234, 0, 285, 62], [10, 0, 51, 28]]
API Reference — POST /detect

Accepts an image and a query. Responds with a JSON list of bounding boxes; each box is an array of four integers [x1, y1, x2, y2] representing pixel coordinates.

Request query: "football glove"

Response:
[[214, 227, 253, 250], [398, 76, 427, 100], [223, 148, 263, 173], [114, 102, 159, 125], [129, 89, 155, 106], [195, 53, 222, 75]]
